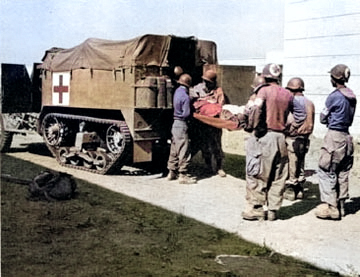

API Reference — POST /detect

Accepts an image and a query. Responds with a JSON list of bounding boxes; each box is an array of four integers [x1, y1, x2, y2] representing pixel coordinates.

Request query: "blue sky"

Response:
[[0, 0, 284, 69]]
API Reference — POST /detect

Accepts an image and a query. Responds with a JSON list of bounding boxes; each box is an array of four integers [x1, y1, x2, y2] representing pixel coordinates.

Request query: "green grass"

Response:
[[1, 154, 340, 277]]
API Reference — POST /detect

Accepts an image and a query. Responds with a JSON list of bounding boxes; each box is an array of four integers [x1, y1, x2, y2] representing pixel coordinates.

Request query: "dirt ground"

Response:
[[4, 132, 360, 277]]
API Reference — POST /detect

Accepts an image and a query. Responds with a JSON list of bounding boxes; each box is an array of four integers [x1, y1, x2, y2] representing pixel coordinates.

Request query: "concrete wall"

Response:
[[217, 65, 256, 106], [282, 0, 360, 139]]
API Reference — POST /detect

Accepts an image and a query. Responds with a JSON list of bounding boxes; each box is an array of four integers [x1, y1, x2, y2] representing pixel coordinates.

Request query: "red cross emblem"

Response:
[[53, 75, 69, 104]]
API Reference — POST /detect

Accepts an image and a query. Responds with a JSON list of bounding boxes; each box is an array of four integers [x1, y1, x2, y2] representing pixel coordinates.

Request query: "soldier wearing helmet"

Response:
[[283, 77, 315, 201], [202, 69, 217, 86], [251, 74, 267, 92], [177, 73, 192, 88], [243, 74, 268, 134], [240, 74, 269, 220], [242, 64, 293, 221], [286, 77, 305, 92], [315, 64, 357, 220], [189, 69, 226, 177], [329, 64, 351, 84], [262, 63, 282, 82], [166, 73, 196, 184]]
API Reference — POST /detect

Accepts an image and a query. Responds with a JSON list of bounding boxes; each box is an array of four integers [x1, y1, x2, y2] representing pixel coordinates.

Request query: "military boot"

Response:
[[267, 210, 277, 221], [315, 203, 340, 220], [217, 169, 226, 177], [283, 185, 296, 201], [167, 170, 178, 181], [178, 174, 197, 185], [216, 159, 226, 177], [242, 205, 265, 221]]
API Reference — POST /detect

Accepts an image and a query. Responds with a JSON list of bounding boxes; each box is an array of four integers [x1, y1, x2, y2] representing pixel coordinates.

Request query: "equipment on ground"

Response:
[[1, 170, 77, 201]]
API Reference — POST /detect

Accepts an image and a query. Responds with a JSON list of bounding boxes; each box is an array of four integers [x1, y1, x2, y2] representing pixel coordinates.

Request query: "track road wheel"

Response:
[[83, 151, 95, 169], [106, 125, 126, 154], [0, 114, 13, 153], [69, 156, 80, 166], [59, 147, 70, 164], [42, 115, 64, 146], [94, 152, 108, 171]]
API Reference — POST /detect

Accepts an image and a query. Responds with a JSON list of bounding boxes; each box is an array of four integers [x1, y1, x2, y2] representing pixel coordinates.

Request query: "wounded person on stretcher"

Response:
[[192, 99, 248, 130]]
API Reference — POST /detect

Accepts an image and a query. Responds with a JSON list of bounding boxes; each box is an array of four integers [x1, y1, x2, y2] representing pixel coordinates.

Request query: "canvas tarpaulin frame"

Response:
[[39, 34, 217, 72]]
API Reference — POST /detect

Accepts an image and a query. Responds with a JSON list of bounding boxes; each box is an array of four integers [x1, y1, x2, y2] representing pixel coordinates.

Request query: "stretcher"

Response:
[[193, 112, 243, 131]]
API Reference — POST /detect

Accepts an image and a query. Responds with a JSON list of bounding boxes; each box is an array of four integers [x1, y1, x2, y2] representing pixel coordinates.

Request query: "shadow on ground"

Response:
[[8, 137, 247, 179], [9, 142, 52, 157], [278, 181, 321, 220], [278, 182, 360, 220], [188, 152, 247, 180], [345, 197, 360, 215], [8, 141, 360, 220]]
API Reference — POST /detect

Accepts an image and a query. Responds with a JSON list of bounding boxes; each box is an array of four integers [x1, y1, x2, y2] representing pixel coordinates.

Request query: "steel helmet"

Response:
[[329, 64, 350, 82], [178, 73, 192, 88], [174, 66, 183, 77], [202, 70, 217, 83], [286, 77, 305, 91], [251, 75, 266, 93], [262, 63, 282, 79]]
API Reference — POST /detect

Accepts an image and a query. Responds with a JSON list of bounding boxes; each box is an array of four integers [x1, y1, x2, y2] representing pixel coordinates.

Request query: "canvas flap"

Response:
[[40, 35, 217, 72]]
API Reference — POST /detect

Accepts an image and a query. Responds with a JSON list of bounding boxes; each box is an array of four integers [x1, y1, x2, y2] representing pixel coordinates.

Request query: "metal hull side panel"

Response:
[[41, 71, 53, 108], [71, 69, 135, 109], [42, 69, 135, 109], [121, 107, 173, 163], [133, 140, 153, 163]]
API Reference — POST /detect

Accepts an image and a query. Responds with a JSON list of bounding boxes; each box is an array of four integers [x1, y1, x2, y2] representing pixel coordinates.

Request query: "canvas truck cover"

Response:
[[40, 34, 217, 72]]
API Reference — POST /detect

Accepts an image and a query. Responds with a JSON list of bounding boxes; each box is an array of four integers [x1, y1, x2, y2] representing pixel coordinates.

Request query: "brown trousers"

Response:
[[318, 129, 354, 207], [286, 135, 310, 185], [167, 120, 191, 174], [245, 131, 289, 210]]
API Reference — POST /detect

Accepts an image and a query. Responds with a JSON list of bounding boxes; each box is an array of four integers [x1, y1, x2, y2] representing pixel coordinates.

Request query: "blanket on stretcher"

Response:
[[193, 104, 247, 131]]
